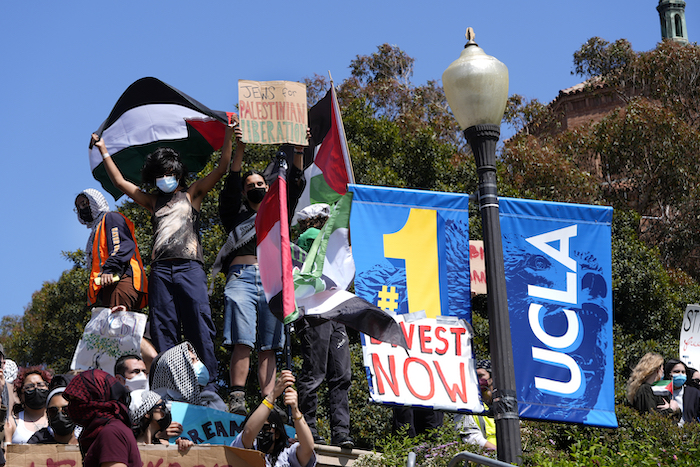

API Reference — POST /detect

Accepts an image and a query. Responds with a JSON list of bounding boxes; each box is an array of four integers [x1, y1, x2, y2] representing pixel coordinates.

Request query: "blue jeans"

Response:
[[223, 264, 284, 351], [149, 260, 218, 384]]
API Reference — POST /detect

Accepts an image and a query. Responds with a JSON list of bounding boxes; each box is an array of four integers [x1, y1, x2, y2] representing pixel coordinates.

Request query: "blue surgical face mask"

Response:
[[673, 374, 687, 388], [193, 360, 209, 386], [156, 175, 178, 193]]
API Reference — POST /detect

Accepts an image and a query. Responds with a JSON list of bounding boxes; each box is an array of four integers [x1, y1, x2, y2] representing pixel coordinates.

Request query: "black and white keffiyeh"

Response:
[[149, 342, 201, 405]]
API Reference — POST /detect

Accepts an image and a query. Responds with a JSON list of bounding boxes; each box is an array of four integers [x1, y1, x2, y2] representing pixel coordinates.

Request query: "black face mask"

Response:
[[49, 412, 75, 437], [246, 187, 266, 204], [256, 430, 276, 453], [156, 408, 172, 434], [24, 388, 49, 410], [78, 206, 93, 223]]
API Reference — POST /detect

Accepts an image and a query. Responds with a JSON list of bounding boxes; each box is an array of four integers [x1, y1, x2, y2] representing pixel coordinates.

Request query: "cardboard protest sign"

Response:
[[238, 80, 308, 146], [71, 307, 146, 375], [680, 304, 700, 368], [6, 443, 264, 467], [362, 313, 483, 412], [171, 401, 296, 445]]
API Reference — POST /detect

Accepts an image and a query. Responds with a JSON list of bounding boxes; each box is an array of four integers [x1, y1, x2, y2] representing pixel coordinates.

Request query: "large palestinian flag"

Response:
[[89, 77, 234, 200]]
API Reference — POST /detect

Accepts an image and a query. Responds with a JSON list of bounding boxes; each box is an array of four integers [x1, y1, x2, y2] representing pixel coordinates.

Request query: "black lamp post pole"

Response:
[[465, 123, 522, 465]]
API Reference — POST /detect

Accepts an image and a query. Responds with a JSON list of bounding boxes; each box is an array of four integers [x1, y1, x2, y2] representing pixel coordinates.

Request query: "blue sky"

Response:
[[0, 1, 692, 320]]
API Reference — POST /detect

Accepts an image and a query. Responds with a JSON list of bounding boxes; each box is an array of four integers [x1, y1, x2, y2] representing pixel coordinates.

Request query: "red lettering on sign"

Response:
[[419, 325, 432, 354], [400, 322, 415, 350], [372, 353, 400, 395], [403, 357, 435, 400], [470, 244, 484, 260], [450, 327, 466, 356], [471, 270, 486, 284], [435, 360, 469, 403], [434, 327, 449, 355]]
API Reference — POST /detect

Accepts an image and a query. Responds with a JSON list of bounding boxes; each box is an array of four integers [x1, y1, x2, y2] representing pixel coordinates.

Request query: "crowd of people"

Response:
[[4, 111, 699, 467], [627, 352, 700, 425], [0, 121, 324, 467]]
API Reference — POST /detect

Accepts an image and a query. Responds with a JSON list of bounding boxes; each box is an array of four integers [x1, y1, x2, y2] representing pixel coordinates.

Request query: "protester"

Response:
[[115, 355, 182, 440], [149, 342, 226, 411], [64, 369, 140, 467], [216, 134, 306, 415], [0, 346, 9, 442], [93, 122, 236, 389], [231, 370, 316, 467], [665, 358, 688, 415], [114, 355, 149, 392], [129, 389, 192, 452], [455, 359, 496, 451], [27, 386, 77, 445], [683, 368, 700, 424], [5, 366, 53, 444], [294, 203, 353, 448], [75, 188, 157, 368], [627, 352, 680, 416]]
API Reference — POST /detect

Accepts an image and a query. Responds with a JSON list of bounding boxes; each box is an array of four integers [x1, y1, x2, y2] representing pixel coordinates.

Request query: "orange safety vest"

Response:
[[88, 213, 148, 308]]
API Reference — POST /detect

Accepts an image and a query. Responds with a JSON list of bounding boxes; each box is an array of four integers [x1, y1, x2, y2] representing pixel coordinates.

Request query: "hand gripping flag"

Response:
[[89, 77, 234, 199], [256, 157, 298, 324]]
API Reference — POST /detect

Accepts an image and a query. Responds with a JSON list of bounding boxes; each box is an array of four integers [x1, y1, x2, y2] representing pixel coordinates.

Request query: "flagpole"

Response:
[[327, 70, 355, 185]]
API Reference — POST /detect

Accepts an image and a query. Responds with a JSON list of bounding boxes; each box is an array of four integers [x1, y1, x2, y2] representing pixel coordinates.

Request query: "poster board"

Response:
[[238, 80, 308, 146], [469, 240, 486, 295], [680, 304, 700, 368], [71, 307, 146, 375], [6, 443, 264, 467]]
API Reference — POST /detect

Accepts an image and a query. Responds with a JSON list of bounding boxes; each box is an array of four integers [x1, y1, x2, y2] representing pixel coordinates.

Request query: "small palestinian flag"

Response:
[[652, 379, 674, 396], [89, 77, 234, 200]]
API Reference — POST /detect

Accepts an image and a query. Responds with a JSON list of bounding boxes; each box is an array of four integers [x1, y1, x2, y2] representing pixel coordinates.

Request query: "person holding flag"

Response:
[[216, 135, 307, 415], [91, 120, 239, 391], [294, 204, 353, 448]]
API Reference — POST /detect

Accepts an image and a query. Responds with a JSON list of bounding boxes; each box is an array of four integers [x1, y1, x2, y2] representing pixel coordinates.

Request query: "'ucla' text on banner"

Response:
[[500, 198, 617, 428]]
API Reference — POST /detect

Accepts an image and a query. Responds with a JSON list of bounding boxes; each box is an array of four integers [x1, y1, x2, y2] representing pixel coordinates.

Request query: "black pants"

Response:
[[392, 407, 444, 438], [297, 318, 352, 441]]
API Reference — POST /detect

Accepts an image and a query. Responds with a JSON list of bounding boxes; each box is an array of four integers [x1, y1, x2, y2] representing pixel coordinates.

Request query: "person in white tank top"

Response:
[[4, 368, 51, 444]]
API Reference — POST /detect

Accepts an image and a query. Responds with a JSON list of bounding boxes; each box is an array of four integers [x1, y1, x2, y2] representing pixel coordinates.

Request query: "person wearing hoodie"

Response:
[[75, 189, 156, 367]]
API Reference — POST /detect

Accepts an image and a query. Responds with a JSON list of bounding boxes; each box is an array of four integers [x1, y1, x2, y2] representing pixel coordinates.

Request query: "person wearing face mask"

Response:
[[232, 370, 316, 467], [455, 359, 496, 451], [27, 386, 78, 445], [74, 189, 157, 369], [682, 368, 700, 424], [115, 354, 183, 441], [665, 358, 688, 416], [627, 352, 680, 417], [129, 390, 192, 452], [215, 134, 307, 415], [93, 122, 239, 390], [149, 342, 226, 411], [4, 366, 53, 444]]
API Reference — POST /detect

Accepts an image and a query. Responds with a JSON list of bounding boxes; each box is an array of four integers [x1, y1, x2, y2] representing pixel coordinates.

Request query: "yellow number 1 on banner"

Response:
[[384, 208, 442, 318]]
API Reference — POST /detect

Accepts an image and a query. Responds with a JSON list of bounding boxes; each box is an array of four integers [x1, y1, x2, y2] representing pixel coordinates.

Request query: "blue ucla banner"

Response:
[[350, 185, 482, 413], [349, 184, 471, 321], [499, 198, 617, 428]]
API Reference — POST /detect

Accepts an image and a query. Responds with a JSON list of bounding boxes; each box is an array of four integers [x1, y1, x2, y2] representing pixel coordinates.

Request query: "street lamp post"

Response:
[[443, 28, 522, 465]]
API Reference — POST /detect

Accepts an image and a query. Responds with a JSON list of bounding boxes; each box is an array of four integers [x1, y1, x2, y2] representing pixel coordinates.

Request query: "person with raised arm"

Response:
[[92, 121, 241, 388]]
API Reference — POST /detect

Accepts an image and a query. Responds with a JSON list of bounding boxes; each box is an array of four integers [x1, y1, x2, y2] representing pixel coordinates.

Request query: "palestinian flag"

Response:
[[256, 159, 298, 324], [652, 379, 674, 396], [294, 86, 354, 222], [89, 77, 234, 200], [293, 196, 407, 349]]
